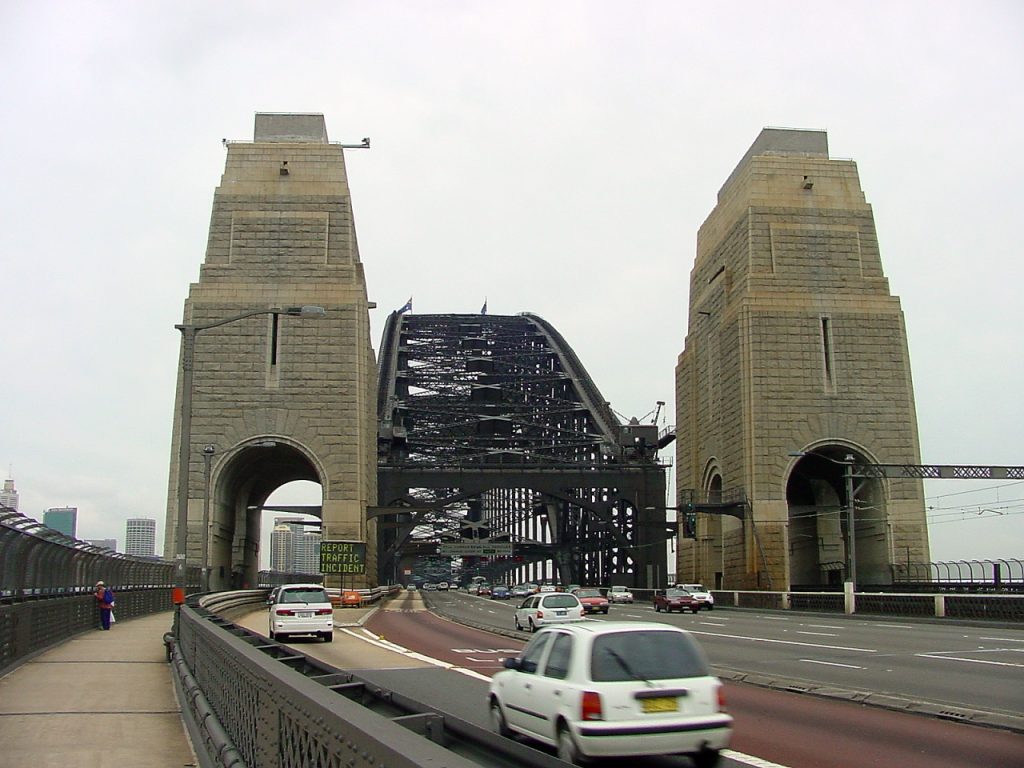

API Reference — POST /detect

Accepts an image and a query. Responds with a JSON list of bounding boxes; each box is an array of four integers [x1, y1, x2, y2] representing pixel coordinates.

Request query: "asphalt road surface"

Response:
[[237, 592, 1024, 767]]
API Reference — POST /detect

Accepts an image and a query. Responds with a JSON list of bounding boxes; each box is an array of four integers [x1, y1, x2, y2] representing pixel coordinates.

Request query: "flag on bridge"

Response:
[[397, 297, 413, 314], [480, 298, 488, 315]]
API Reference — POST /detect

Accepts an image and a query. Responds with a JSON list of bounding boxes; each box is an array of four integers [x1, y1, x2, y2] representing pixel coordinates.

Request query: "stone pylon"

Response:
[[675, 128, 929, 591], [164, 114, 377, 589]]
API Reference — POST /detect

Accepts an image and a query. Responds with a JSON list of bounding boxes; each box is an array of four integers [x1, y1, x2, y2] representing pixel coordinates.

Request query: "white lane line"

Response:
[[688, 629, 876, 653], [801, 659, 865, 669], [622, 613, 646, 619], [344, 628, 492, 679], [757, 616, 789, 621], [980, 636, 1024, 643], [917, 652, 1024, 668], [722, 749, 795, 768], [873, 623, 913, 629], [700, 622, 728, 627], [806, 624, 843, 630], [795, 631, 838, 637]]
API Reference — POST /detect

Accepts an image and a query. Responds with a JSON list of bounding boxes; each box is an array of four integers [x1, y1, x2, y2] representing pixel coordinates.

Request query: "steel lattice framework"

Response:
[[376, 312, 670, 588]]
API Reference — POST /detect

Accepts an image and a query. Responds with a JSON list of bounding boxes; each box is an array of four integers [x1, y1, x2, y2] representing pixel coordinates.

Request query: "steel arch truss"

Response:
[[376, 313, 669, 588]]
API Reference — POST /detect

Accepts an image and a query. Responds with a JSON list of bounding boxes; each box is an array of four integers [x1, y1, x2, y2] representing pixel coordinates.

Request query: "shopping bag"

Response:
[[110, 611, 116, 624]]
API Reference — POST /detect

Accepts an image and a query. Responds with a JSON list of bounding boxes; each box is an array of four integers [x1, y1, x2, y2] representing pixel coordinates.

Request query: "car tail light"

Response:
[[581, 690, 603, 721], [276, 609, 295, 616], [536, 610, 544, 619], [717, 686, 727, 711], [315, 608, 332, 615]]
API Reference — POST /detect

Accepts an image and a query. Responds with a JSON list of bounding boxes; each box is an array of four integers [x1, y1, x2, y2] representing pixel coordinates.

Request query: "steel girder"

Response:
[[376, 312, 669, 588]]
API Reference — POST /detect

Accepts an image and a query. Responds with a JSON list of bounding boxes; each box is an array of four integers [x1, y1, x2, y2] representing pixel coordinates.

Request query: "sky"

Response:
[[2, 1, 1022, 568]]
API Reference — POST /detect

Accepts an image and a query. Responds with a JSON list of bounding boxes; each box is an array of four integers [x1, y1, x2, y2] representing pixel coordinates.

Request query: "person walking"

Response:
[[94, 580, 115, 630]]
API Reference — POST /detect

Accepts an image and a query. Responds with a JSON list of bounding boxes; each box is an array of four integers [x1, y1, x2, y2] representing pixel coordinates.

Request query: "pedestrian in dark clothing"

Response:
[[95, 580, 115, 630]]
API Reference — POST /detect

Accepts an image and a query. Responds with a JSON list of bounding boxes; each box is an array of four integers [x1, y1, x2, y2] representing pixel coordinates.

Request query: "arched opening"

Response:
[[207, 440, 323, 590], [786, 446, 889, 589]]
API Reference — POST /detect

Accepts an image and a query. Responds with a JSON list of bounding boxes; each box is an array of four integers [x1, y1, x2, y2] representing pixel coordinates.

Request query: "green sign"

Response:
[[320, 540, 366, 575]]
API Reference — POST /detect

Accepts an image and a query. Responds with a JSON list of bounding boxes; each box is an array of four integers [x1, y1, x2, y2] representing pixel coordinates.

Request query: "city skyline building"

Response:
[[269, 517, 321, 575], [125, 518, 157, 557], [43, 507, 78, 538], [87, 538, 118, 552], [1, 476, 18, 510]]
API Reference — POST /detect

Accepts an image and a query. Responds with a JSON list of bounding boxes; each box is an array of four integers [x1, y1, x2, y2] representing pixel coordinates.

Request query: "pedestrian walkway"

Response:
[[0, 611, 195, 768]]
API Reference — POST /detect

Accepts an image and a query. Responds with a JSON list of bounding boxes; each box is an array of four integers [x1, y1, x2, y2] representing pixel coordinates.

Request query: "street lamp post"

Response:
[[201, 444, 215, 592], [173, 305, 325, 598]]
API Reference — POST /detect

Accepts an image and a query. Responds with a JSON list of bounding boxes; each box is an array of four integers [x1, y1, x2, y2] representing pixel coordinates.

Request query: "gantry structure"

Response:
[[376, 312, 672, 588]]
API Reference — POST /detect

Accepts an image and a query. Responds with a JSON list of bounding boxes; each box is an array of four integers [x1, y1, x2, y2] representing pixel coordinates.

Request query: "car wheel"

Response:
[[529, 618, 538, 633], [276, 633, 288, 642], [514, 615, 523, 631], [691, 747, 722, 768], [692, 607, 700, 614], [557, 725, 588, 765], [655, 603, 661, 612], [490, 699, 511, 737], [708, 604, 714, 611], [323, 632, 333, 643]]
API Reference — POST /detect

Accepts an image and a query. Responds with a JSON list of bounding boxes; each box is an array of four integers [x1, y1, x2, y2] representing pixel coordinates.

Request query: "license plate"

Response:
[[641, 697, 678, 713], [297, 611, 312, 618], [555, 610, 566, 616]]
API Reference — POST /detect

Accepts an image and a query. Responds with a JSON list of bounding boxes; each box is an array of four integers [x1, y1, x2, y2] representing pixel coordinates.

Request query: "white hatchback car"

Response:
[[513, 592, 584, 632], [268, 583, 334, 643], [489, 622, 731, 766]]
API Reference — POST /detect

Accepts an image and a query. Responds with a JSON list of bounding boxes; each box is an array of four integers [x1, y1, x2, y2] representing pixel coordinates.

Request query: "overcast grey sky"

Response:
[[2, 1, 1021, 565]]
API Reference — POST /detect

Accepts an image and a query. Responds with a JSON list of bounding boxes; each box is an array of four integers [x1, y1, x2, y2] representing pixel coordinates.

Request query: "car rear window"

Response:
[[280, 588, 329, 604], [542, 594, 579, 609], [590, 630, 710, 681]]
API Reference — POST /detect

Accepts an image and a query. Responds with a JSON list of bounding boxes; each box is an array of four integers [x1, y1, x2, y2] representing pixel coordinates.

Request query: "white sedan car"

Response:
[[513, 592, 584, 632], [676, 583, 715, 610], [489, 622, 732, 766]]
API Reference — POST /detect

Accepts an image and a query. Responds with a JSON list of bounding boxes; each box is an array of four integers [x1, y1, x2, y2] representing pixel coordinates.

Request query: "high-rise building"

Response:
[[125, 518, 157, 556], [269, 517, 321, 575], [43, 507, 77, 538], [0, 477, 18, 510], [87, 539, 118, 552]]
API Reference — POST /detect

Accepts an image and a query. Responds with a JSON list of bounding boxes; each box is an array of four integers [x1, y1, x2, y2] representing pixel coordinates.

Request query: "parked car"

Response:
[[572, 587, 609, 614], [514, 592, 585, 632], [491, 584, 511, 599], [607, 585, 634, 604], [654, 588, 701, 614], [437, 581, 450, 591], [489, 622, 732, 766], [676, 583, 714, 610], [268, 583, 334, 642]]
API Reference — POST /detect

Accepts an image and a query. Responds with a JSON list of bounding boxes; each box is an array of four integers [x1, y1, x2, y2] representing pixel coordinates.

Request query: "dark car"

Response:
[[491, 584, 511, 599], [654, 588, 701, 614]]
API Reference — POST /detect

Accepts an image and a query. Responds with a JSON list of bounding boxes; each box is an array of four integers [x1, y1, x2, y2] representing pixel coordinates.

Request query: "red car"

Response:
[[654, 588, 701, 614], [572, 588, 610, 614]]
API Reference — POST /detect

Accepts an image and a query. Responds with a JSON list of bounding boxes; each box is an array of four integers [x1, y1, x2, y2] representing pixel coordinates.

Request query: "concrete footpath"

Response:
[[0, 611, 196, 768]]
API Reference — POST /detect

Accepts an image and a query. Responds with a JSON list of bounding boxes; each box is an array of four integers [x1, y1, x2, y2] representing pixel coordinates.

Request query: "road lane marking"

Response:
[[800, 659, 865, 669], [344, 628, 492, 680], [980, 636, 1024, 642], [873, 623, 913, 629], [700, 622, 728, 627], [687, 629, 876, 653], [795, 631, 838, 637], [806, 624, 843, 629], [917, 651, 1024, 668], [722, 749, 794, 768]]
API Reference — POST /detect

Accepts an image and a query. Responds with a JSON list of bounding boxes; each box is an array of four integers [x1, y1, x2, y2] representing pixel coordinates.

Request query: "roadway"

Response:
[[235, 590, 1024, 768]]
